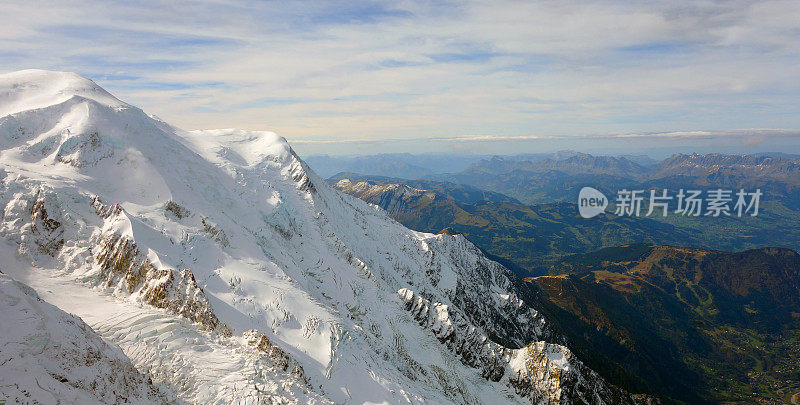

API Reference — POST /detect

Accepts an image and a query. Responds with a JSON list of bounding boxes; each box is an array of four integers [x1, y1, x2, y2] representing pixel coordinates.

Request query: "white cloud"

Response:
[[0, 0, 798, 154]]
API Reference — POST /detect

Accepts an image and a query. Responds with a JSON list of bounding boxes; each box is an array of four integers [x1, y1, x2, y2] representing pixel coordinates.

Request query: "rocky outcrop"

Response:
[[425, 234, 551, 348], [398, 288, 652, 404], [243, 329, 309, 386], [92, 197, 229, 335], [288, 151, 316, 193], [29, 195, 64, 255], [56, 131, 116, 167]]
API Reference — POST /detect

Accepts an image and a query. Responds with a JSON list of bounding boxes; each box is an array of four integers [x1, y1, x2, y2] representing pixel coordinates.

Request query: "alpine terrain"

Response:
[[0, 70, 651, 404]]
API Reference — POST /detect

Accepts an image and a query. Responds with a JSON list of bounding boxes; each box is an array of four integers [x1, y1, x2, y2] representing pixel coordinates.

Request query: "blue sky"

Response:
[[1, 0, 799, 155]]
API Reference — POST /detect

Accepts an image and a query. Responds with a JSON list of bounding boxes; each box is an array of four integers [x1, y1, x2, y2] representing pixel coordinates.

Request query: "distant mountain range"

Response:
[[331, 175, 699, 274], [303, 153, 489, 178], [304, 150, 660, 180], [304, 150, 797, 184], [430, 152, 800, 207], [454, 153, 650, 178], [309, 151, 800, 220], [331, 174, 800, 276]]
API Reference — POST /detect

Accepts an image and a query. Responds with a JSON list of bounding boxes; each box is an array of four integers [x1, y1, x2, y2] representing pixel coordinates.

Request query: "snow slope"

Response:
[[0, 70, 648, 404], [0, 272, 174, 404]]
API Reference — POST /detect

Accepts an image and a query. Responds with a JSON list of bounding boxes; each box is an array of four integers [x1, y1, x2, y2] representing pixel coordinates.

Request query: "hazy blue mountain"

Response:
[[302, 154, 434, 179], [303, 153, 490, 178], [304, 150, 660, 180], [428, 152, 800, 211]]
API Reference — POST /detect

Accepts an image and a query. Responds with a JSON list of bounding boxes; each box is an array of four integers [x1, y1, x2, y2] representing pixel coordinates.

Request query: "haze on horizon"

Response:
[[1, 0, 798, 155]]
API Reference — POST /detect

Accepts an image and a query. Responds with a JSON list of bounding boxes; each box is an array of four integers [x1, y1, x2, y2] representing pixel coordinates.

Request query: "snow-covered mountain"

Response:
[[0, 70, 649, 404]]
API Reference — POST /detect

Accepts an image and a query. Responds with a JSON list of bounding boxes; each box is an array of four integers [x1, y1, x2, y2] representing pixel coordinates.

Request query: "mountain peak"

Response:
[[0, 69, 126, 117], [184, 128, 294, 166]]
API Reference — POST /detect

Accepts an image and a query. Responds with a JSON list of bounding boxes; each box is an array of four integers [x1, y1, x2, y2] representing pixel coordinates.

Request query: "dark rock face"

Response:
[[30, 195, 65, 255]]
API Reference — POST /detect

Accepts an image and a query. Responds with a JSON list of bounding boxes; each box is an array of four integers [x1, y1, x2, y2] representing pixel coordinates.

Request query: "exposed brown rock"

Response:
[[243, 329, 309, 386], [30, 196, 64, 255], [92, 198, 230, 336]]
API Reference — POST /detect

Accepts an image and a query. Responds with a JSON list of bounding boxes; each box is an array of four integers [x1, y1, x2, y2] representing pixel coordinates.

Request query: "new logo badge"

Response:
[[578, 187, 608, 218]]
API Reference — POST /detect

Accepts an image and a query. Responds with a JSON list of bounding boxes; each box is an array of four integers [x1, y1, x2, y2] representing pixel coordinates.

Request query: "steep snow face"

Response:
[[0, 70, 645, 404], [0, 272, 174, 404]]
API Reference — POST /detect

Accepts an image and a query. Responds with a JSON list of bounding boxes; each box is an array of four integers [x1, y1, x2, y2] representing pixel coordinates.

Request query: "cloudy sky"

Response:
[[1, 0, 799, 155]]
